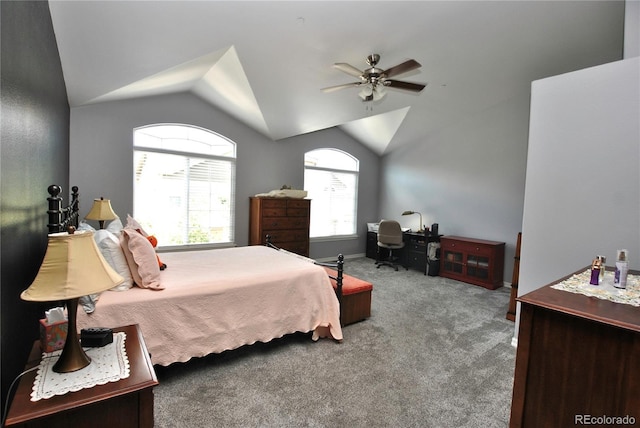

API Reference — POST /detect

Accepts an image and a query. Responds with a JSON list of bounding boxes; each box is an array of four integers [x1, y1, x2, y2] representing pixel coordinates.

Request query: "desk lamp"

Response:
[[85, 197, 117, 229], [21, 228, 124, 372], [402, 210, 423, 233]]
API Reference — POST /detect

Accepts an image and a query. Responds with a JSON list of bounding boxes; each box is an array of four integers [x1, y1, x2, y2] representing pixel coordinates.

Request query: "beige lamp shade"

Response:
[[85, 198, 117, 222], [21, 230, 124, 302]]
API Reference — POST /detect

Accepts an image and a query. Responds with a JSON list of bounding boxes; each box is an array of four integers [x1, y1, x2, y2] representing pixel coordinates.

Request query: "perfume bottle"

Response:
[[596, 255, 606, 282], [614, 249, 629, 289], [590, 258, 601, 285]]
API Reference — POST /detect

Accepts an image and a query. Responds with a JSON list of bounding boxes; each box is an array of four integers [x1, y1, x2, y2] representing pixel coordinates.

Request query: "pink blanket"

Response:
[[77, 246, 343, 366]]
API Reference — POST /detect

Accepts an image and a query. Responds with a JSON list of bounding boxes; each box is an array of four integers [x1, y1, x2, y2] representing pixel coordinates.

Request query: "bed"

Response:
[[46, 185, 343, 366]]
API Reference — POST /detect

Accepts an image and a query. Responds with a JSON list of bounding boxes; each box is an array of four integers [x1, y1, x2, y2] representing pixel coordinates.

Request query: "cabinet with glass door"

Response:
[[440, 236, 505, 290]]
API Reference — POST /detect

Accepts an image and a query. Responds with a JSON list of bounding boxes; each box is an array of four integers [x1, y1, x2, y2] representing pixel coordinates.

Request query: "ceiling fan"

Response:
[[322, 54, 426, 102]]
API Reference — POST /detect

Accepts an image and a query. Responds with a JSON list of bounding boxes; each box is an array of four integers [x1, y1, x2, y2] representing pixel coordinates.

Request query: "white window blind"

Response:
[[133, 124, 236, 248], [304, 149, 359, 238]]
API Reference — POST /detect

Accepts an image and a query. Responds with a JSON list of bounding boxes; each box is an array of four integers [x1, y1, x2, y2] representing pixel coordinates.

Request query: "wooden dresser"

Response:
[[440, 236, 505, 289], [510, 268, 640, 427], [249, 197, 310, 256]]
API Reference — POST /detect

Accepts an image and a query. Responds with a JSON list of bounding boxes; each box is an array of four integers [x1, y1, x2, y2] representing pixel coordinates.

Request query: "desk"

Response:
[[509, 268, 640, 427], [366, 230, 441, 275], [5, 324, 158, 428]]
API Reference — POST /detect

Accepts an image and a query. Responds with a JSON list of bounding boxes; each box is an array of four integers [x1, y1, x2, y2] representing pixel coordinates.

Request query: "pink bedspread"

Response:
[[77, 246, 343, 366]]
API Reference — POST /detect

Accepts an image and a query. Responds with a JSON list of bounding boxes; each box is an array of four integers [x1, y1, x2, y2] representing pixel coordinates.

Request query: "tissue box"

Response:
[[39, 318, 68, 352]]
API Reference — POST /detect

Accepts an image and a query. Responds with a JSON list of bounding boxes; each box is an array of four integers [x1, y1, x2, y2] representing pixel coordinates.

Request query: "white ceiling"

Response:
[[48, 1, 625, 155]]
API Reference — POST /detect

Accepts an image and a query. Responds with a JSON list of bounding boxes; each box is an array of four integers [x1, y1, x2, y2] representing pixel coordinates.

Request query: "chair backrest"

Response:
[[377, 220, 403, 245]]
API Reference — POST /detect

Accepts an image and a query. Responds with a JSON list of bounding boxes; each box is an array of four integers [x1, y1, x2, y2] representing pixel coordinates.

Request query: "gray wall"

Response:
[[516, 56, 640, 338], [1, 0, 70, 410], [625, 0, 640, 58], [69, 92, 379, 260], [379, 91, 531, 282]]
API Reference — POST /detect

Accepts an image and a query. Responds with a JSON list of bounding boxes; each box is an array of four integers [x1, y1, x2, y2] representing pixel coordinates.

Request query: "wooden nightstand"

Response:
[[5, 324, 158, 428]]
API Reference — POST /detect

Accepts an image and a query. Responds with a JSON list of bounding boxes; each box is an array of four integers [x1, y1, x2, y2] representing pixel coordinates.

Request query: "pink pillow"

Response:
[[126, 214, 148, 236], [120, 228, 163, 290]]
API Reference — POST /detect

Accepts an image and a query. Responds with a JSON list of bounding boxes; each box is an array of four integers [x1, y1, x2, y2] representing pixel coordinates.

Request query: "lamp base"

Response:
[[53, 298, 91, 373]]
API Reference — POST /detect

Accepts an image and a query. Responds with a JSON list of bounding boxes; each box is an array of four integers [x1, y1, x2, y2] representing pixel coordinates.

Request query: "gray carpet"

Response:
[[153, 257, 517, 427]]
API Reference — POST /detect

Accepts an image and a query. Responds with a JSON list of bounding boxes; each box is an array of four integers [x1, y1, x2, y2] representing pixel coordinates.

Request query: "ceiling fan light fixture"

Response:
[[373, 85, 386, 101], [359, 83, 386, 102], [358, 85, 374, 100]]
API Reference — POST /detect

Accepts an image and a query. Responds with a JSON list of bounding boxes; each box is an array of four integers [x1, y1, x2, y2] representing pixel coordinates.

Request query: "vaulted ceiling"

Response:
[[48, 1, 625, 155]]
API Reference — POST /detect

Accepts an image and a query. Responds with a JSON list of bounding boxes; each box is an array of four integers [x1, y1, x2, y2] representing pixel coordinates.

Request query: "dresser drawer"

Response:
[[261, 216, 309, 230], [441, 239, 492, 257], [464, 244, 493, 257], [260, 199, 287, 209], [287, 208, 309, 217], [407, 251, 426, 271], [286, 199, 309, 209], [261, 207, 286, 217], [408, 242, 426, 252]]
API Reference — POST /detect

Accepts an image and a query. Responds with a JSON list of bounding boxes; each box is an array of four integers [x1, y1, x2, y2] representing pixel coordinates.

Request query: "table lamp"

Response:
[[85, 197, 117, 229], [21, 228, 124, 373], [402, 210, 423, 233]]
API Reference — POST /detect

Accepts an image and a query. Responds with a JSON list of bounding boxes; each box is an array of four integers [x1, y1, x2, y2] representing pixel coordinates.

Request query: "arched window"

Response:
[[304, 148, 359, 238], [133, 124, 236, 249]]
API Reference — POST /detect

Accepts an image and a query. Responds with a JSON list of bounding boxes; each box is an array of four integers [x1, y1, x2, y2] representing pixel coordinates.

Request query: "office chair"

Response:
[[375, 220, 406, 271]]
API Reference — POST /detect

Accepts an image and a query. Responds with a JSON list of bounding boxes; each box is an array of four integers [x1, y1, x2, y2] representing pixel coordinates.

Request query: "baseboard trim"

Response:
[[511, 337, 518, 348]]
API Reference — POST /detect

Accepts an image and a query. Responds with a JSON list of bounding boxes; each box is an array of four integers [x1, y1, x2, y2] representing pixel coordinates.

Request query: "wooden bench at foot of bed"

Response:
[[323, 267, 373, 326], [264, 236, 372, 327]]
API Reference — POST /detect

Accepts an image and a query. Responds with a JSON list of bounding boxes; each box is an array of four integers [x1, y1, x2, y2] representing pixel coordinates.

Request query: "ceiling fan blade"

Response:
[[321, 82, 363, 93], [385, 80, 426, 92], [383, 59, 421, 78], [333, 63, 364, 78]]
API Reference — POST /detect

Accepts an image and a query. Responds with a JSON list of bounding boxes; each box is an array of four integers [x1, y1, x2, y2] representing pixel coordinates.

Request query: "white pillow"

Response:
[[77, 221, 95, 232], [107, 217, 123, 234], [79, 293, 100, 314], [94, 229, 134, 291]]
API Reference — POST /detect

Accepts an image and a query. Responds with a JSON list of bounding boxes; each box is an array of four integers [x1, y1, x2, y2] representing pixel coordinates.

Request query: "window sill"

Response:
[[310, 234, 358, 243]]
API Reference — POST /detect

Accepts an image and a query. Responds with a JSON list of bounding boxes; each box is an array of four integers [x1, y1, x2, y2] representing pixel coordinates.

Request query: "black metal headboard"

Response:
[[47, 184, 80, 233]]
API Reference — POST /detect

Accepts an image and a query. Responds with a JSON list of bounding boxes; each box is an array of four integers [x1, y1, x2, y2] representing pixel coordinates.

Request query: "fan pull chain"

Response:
[[365, 102, 374, 115]]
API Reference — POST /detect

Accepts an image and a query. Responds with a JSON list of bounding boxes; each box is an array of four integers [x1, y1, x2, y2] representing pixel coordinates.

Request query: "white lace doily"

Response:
[[551, 269, 640, 307], [31, 331, 130, 401]]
